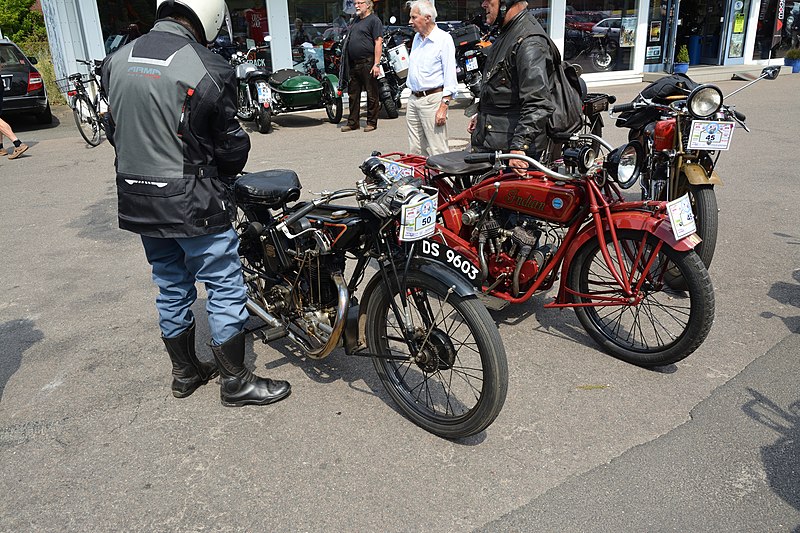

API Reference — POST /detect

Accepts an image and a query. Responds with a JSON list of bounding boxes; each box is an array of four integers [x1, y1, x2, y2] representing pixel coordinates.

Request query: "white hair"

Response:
[[409, 0, 437, 21]]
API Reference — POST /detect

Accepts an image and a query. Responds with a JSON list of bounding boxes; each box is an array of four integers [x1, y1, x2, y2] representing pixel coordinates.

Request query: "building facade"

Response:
[[40, 0, 794, 90]]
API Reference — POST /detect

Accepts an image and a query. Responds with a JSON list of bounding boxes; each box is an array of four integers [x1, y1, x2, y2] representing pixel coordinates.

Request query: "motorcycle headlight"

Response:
[[605, 141, 642, 189], [687, 84, 723, 118]]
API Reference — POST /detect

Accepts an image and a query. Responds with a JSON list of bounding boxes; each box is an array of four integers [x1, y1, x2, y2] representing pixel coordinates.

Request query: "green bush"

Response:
[[675, 45, 690, 64], [18, 40, 66, 106], [786, 47, 800, 60]]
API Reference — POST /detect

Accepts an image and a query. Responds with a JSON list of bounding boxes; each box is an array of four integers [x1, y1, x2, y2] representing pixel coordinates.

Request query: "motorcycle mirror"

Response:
[[725, 65, 779, 99], [761, 66, 780, 80]]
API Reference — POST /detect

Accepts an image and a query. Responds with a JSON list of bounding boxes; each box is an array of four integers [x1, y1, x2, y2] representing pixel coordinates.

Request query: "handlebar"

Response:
[[611, 102, 635, 114], [465, 152, 573, 181]]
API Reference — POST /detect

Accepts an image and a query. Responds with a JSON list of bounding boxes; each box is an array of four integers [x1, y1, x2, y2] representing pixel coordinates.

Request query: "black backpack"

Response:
[[511, 34, 584, 136]]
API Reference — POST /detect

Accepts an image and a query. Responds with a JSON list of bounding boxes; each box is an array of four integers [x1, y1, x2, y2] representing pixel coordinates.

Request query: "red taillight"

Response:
[[67, 90, 77, 97], [27, 72, 44, 92], [653, 118, 676, 152]]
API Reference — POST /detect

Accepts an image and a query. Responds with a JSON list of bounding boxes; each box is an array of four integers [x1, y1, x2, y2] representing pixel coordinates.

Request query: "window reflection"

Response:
[[563, 1, 638, 72]]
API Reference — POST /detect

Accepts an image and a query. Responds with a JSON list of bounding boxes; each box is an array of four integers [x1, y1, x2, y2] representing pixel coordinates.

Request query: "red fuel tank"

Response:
[[472, 175, 584, 224], [653, 118, 676, 152]]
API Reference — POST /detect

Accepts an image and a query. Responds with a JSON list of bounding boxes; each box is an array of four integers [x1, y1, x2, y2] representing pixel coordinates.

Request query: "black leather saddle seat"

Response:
[[269, 69, 305, 86], [234, 170, 302, 208], [425, 150, 493, 176]]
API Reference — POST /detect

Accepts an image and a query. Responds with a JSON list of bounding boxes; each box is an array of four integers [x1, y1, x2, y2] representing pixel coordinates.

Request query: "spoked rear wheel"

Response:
[[567, 229, 714, 367], [73, 94, 101, 146], [366, 271, 507, 439]]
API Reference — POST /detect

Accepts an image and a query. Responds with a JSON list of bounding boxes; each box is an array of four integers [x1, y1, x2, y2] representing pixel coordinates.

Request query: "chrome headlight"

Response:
[[605, 141, 642, 189], [687, 84, 723, 118]]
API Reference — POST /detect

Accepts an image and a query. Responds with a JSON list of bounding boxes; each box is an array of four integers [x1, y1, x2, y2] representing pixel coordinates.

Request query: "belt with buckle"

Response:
[[411, 86, 443, 97]]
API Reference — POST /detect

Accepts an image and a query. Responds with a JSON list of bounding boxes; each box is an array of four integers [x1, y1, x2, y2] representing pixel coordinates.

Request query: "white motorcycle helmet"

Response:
[[156, 0, 229, 44]]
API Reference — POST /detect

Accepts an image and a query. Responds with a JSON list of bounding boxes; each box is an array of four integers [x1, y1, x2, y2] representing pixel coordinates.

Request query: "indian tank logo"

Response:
[[127, 66, 162, 79], [505, 188, 546, 212], [552, 198, 564, 209]]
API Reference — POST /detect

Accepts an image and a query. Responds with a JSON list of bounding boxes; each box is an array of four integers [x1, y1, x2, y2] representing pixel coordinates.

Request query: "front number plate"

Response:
[[666, 193, 697, 241], [399, 195, 437, 241], [687, 120, 735, 151], [417, 239, 480, 283], [466, 56, 479, 71]]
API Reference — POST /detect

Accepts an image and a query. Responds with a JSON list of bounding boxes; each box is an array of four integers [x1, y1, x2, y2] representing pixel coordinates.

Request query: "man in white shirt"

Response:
[[405, 0, 457, 156]]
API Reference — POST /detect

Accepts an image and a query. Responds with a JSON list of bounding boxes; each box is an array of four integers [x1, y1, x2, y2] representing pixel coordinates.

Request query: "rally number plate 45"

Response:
[[417, 239, 480, 283]]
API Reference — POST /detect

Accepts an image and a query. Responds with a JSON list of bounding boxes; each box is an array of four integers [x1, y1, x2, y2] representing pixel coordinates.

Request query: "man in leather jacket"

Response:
[[101, 0, 291, 407], [468, 0, 556, 173]]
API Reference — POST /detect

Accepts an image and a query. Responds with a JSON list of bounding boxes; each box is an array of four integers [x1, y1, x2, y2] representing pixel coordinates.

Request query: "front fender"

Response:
[[683, 162, 723, 186], [324, 73, 339, 89], [559, 210, 701, 284], [356, 258, 478, 348]]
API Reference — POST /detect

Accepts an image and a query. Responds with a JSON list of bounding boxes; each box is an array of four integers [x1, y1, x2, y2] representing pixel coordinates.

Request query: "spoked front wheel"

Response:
[[567, 229, 714, 367], [72, 94, 101, 146], [323, 79, 343, 124], [366, 271, 508, 439]]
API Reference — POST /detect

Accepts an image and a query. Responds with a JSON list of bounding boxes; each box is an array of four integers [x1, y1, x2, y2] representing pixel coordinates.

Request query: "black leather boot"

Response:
[[162, 322, 219, 398], [211, 330, 291, 407]]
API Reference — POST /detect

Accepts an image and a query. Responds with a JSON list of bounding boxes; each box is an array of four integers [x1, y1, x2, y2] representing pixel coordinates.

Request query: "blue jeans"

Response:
[[141, 228, 248, 344]]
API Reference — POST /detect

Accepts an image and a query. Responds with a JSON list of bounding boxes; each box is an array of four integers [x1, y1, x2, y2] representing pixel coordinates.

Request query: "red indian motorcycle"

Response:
[[377, 144, 715, 367]]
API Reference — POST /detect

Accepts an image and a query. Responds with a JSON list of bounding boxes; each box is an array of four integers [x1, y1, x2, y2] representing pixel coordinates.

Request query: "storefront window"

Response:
[[563, 0, 639, 72], [753, 0, 798, 59], [729, 0, 751, 58]]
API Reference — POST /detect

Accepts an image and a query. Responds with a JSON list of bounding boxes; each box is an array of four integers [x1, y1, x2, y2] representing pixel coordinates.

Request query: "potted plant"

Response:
[[673, 45, 690, 74], [784, 47, 800, 73]]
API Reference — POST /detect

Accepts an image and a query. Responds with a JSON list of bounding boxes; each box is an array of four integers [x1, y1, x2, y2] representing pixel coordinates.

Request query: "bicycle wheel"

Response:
[[366, 271, 508, 439], [72, 95, 101, 146], [567, 229, 714, 367]]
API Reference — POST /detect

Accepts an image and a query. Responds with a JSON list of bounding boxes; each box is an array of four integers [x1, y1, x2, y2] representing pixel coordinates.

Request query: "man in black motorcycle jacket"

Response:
[[101, 0, 291, 407], [468, 0, 556, 173]]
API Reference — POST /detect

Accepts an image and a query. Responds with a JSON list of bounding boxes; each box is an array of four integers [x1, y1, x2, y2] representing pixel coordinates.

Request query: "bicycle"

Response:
[[57, 59, 108, 146]]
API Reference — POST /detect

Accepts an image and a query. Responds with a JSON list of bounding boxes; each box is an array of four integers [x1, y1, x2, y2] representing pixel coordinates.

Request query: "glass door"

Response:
[[699, 0, 725, 63]]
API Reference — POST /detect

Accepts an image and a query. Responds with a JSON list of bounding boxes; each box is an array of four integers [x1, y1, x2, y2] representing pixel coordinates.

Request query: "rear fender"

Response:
[[682, 162, 723, 186], [559, 210, 701, 283]]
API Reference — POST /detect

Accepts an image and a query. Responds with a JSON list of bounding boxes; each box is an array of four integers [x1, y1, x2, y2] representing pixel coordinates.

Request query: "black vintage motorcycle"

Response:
[[377, 26, 411, 119], [232, 157, 508, 439], [451, 24, 489, 102]]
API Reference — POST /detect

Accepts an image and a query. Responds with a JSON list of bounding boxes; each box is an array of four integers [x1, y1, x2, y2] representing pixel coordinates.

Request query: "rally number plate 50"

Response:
[[417, 239, 480, 283]]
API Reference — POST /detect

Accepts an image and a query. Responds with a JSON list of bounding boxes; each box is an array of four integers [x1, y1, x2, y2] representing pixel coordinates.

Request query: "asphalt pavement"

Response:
[[1, 74, 798, 532]]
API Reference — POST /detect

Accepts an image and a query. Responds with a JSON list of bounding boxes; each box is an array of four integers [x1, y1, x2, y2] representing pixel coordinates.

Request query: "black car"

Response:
[[0, 38, 52, 124]]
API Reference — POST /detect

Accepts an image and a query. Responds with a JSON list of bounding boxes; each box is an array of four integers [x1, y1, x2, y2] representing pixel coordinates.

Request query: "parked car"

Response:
[[591, 17, 622, 39], [0, 38, 52, 124], [566, 14, 600, 32]]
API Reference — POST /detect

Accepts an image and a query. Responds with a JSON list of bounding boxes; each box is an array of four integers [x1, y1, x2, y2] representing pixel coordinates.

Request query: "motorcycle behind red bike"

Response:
[[377, 144, 715, 367]]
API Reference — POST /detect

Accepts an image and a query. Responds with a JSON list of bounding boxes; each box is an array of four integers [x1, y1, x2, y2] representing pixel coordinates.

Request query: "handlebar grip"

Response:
[[733, 110, 746, 122], [464, 153, 495, 165], [611, 102, 635, 113], [607, 95, 617, 104], [282, 200, 318, 228]]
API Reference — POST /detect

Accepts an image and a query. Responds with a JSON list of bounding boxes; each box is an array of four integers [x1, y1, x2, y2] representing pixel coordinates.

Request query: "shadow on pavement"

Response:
[[742, 387, 800, 513], [0, 319, 44, 403]]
